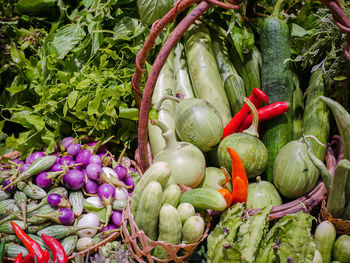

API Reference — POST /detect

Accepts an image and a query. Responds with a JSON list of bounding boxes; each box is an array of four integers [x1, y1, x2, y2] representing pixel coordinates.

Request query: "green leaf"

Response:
[[67, 90, 79, 109], [83, 0, 94, 8], [90, 21, 103, 56], [88, 91, 102, 115], [5, 84, 27, 94], [119, 103, 138, 120], [137, 0, 173, 26], [10, 43, 27, 65], [76, 79, 91, 90], [50, 24, 86, 59], [334, 75, 347, 81], [291, 23, 314, 38], [84, 200, 106, 223], [75, 95, 90, 111], [26, 114, 45, 131]]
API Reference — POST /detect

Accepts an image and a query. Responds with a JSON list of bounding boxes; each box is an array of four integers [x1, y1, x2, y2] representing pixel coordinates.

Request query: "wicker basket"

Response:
[[319, 197, 350, 235], [121, 198, 210, 263]]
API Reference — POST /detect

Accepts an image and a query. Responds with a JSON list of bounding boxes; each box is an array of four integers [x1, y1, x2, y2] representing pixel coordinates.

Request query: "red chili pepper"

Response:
[[22, 254, 34, 263], [231, 177, 248, 203], [237, 101, 290, 132], [217, 188, 233, 208], [10, 221, 45, 260], [222, 88, 269, 138], [14, 253, 22, 263], [40, 250, 50, 263], [41, 234, 68, 263]]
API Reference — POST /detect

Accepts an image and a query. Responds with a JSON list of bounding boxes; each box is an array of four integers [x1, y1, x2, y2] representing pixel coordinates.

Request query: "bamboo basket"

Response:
[[121, 197, 210, 263]]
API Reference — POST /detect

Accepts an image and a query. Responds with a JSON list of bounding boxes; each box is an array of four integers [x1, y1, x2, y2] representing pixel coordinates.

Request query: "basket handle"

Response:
[[133, 0, 240, 172]]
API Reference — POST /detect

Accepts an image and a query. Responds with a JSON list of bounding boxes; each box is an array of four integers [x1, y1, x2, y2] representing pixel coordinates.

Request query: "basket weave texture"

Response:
[[121, 198, 210, 263]]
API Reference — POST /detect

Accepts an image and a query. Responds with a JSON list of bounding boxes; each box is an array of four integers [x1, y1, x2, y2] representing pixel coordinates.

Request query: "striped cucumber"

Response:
[[5, 243, 28, 258], [161, 184, 181, 208], [292, 73, 303, 140], [314, 221, 336, 263], [14, 191, 27, 227], [184, 21, 232, 125], [211, 30, 246, 115], [69, 190, 84, 217], [176, 203, 195, 224], [148, 50, 175, 157], [231, 45, 262, 96], [182, 215, 205, 244], [303, 69, 329, 161], [178, 188, 226, 211], [3, 155, 56, 190], [153, 204, 182, 259], [61, 235, 78, 256], [17, 182, 47, 200], [174, 41, 195, 99], [135, 181, 163, 240], [333, 235, 350, 262], [130, 161, 171, 215], [260, 1, 294, 182]]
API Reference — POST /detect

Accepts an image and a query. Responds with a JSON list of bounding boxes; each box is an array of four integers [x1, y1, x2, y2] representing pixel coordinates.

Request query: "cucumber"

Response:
[[5, 243, 28, 258], [27, 204, 55, 218], [211, 29, 246, 115], [314, 221, 336, 263], [130, 162, 171, 215], [161, 184, 181, 207], [61, 235, 78, 257], [292, 72, 304, 140], [135, 181, 163, 240], [174, 41, 195, 99], [303, 69, 329, 161], [327, 160, 350, 218], [153, 204, 182, 259], [178, 188, 226, 211], [182, 215, 205, 244], [148, 50, 175, 157], [69, 190, 84, 217], [333, 235, 350, 262], [184, 21, 232, 126], [3, 155, 56, 190], [260, 11, 294, 182], [231, 45, 262, 96], [28, 234, 48, 251], [0, 220, 25, 234], [17, 181, 47, 199], [176, 203, 195, 224]]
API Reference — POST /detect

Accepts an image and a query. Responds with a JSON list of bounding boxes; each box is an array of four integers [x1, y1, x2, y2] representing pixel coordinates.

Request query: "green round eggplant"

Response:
[[273, 139, 319, 199], [217, 133, 268, 178], [333, 235, 350, 262], [198, 167, 232, 192], [175, 98, 223, 152], [246, 176, 282, 209]]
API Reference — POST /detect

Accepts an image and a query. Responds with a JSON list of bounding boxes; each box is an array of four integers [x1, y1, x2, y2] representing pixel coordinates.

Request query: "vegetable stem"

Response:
[[155, 95, 181, 111], [242, 98, 259, 137], [272, 0, 285, 18]]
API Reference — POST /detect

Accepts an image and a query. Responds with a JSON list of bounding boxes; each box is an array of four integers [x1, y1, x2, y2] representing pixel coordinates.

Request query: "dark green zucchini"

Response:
[[211, 30, 246, 115], [302, 69, 329, 161], [260, 1, 294, 182]]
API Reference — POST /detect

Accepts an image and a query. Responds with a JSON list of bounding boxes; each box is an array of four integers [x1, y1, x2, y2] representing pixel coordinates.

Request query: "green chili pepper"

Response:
[[0, 238, 6, 263]]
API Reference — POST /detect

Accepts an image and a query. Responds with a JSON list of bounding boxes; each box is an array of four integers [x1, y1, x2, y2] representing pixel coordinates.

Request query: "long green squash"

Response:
[[174, 41, 195, 99], [292, 73, 303, 140], [303, 69, 329, 161], [211, 29, 246, 115], [184, 21, 232, 126], [148, 50, 176, 156], [231, 45, 261, 96], [260, 0, 294, 182]]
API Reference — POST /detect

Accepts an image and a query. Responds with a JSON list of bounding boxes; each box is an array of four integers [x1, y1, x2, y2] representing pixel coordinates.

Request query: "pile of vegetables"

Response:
[[0, 136, 137, 258]]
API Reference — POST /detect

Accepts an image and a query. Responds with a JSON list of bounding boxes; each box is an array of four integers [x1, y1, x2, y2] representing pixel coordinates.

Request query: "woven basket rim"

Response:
[[121, 197, 209, 263]]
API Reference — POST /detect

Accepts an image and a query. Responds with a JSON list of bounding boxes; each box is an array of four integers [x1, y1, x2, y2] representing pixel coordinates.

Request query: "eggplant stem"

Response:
[[219, 167, 231, 186], [242, 98, 259, 137], [117, 146, 127, 164], [155, 95, 181, 111]]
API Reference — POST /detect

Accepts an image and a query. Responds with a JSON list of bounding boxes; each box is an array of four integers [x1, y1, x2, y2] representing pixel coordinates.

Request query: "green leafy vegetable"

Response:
[[137, 0, 173, 26]]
